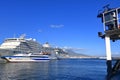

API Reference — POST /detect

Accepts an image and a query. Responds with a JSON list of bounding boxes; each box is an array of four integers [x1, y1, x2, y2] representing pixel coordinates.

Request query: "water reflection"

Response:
[[0, 59, 106, 80], [0, 62, 50, 80]]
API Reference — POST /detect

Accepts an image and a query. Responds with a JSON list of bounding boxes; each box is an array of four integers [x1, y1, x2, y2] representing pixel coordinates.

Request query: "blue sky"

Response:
[[0, 0, 120, 56]]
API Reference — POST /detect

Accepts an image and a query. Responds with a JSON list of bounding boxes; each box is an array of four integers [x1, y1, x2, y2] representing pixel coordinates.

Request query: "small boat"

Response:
[[1, 53, 50, 62]]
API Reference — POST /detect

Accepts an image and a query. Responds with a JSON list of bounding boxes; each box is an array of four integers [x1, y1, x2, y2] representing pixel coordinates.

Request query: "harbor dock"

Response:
[[97, 5, 120, 80]]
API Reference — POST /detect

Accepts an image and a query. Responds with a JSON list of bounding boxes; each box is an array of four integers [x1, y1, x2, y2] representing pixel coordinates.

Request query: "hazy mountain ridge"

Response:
[[60, 48, 90, 58]]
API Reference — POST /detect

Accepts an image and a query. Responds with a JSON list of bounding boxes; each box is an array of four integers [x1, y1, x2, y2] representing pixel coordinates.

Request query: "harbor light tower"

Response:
[[97, 5, 120, 79]]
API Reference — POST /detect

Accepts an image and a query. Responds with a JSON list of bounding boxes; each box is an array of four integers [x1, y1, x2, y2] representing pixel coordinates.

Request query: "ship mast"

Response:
[[20, 34, 26, 39]]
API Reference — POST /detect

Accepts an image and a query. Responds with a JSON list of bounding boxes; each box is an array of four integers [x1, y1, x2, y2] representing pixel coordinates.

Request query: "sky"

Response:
[[0, 0, 120, 56]]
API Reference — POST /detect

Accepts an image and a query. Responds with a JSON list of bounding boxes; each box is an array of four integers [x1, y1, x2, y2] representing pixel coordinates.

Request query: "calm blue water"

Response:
[[0, 59, 107, 80]]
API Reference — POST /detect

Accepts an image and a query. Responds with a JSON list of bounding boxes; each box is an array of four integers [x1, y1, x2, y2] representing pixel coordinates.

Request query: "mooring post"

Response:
[[105, 36, 112, 80]]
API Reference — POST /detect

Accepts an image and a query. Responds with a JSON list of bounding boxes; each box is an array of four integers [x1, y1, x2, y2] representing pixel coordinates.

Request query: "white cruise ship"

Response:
[[0, 34, 58, 62]]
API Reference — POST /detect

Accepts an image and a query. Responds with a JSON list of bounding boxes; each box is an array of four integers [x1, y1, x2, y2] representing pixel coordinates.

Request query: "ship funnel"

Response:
[[43, 42, 50, 48]]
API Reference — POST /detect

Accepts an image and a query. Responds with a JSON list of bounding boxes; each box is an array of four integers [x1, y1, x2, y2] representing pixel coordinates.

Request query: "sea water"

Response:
[[0, 59, 107, 80]]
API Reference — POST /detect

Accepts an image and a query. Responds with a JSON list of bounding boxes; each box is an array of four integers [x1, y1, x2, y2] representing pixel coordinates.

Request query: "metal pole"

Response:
[[116, 9, 119, 29], [103, 13, 106, 31], [105, 36, 112, 80], [105, 36, 112, 60]]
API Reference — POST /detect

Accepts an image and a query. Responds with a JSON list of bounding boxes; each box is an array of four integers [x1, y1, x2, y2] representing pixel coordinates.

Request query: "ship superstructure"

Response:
[[0, 35, 46, 56]]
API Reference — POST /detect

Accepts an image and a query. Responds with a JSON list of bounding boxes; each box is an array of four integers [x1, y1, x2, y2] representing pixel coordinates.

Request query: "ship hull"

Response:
[[1, 55, 50, 62]]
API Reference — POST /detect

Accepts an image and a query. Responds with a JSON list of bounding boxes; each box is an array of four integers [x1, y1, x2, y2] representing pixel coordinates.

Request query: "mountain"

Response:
[[60, 48, 90, 58]]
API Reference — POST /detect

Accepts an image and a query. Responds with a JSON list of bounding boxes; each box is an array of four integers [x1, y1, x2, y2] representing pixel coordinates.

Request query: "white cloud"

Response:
[[50, 24, 64, 28], [38, 29, 42, 33]]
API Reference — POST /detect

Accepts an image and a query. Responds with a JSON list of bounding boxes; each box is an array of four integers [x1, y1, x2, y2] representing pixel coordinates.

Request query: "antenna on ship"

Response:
[[97, 5, 120, 79], [13, 34, 16, 38], [20, 34, 26, 39]]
